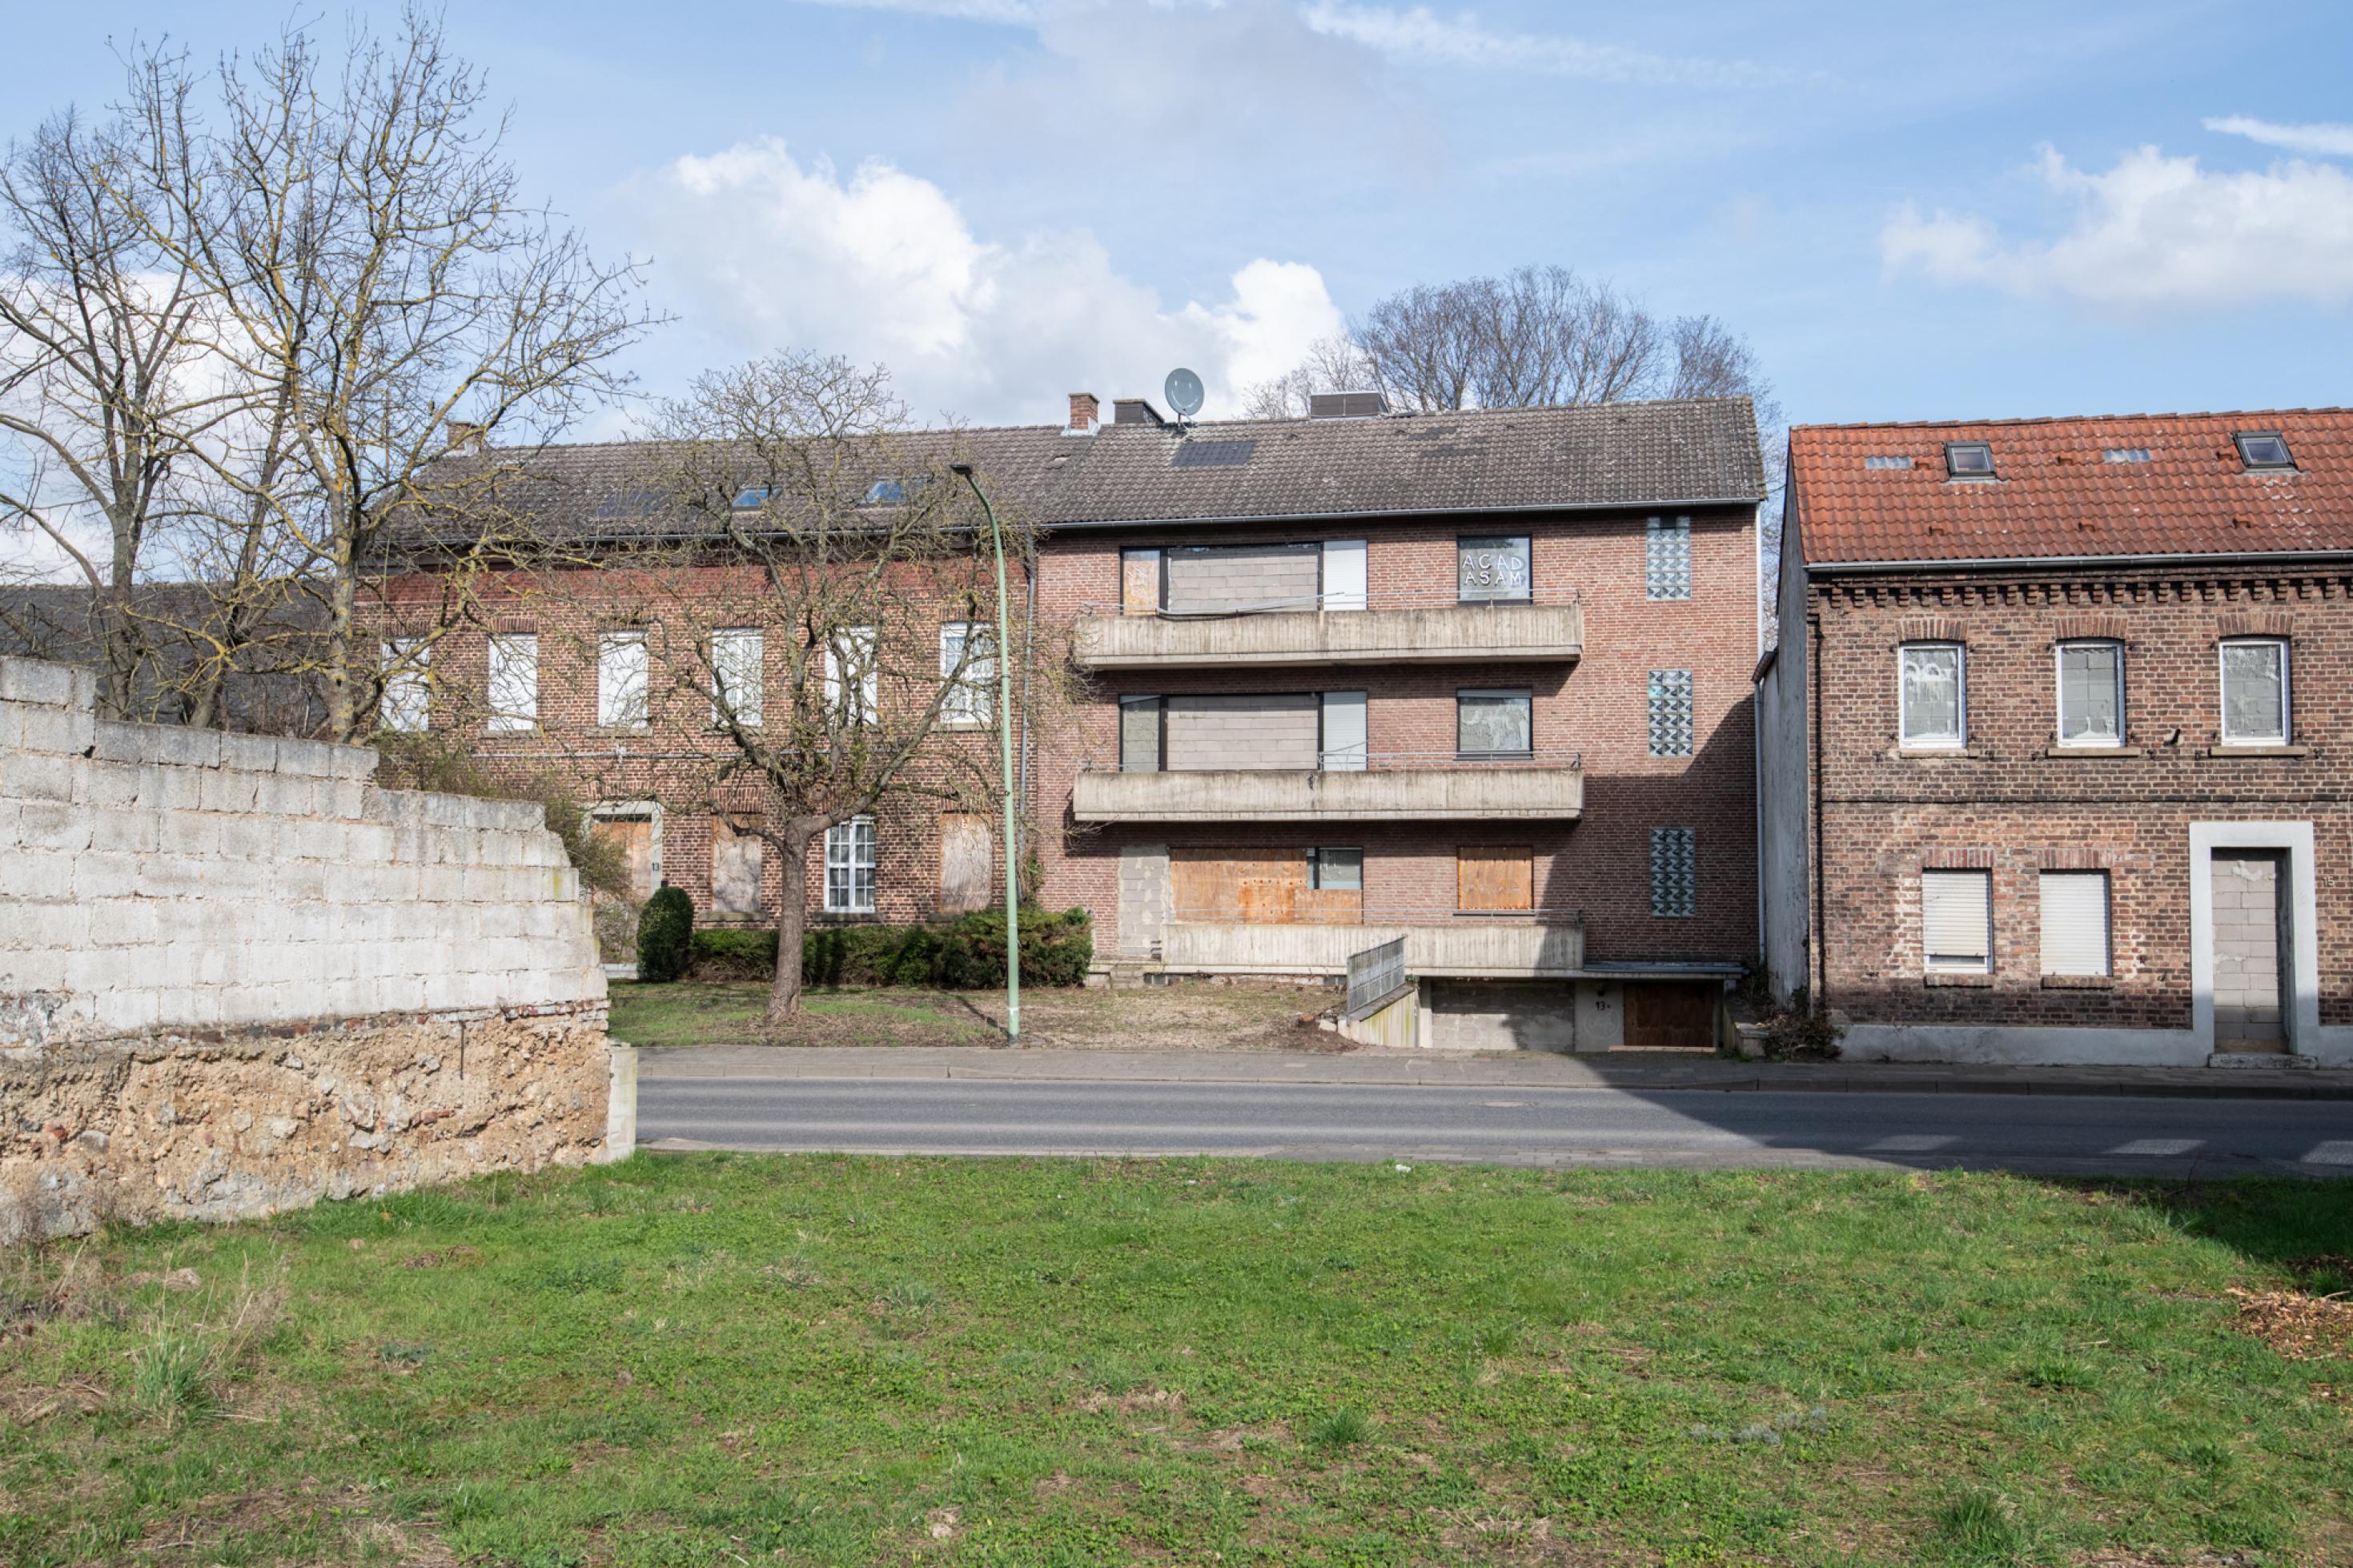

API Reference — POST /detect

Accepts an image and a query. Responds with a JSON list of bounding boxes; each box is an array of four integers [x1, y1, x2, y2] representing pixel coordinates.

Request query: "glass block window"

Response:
[[1648, 669, 1694, 756], [824, 816, 877, 914], [1457, 535, 1532, 603], [1649, 828, 1696, 919], [1645, 515, 1692, 600], [1457, 688, 1533, 756]]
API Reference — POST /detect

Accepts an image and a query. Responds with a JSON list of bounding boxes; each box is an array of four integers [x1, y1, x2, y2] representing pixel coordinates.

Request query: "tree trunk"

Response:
[[325, 527, 356, 742], [766, 823, 818, 1021]]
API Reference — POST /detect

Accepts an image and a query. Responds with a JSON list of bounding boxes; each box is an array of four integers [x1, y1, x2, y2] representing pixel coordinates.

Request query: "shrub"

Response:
[[375, 733, 632, 896], [689, 906, 1093, 989], [637, 885, 696, 983]]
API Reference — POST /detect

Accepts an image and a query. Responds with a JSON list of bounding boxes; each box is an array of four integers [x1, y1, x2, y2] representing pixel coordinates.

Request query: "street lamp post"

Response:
[[950, 462, 1019, 1045]]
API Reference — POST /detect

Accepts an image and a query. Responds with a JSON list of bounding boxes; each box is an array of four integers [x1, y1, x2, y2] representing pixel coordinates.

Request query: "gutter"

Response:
[[1808, 547, 2353, 575], [1036, 495, 1765, 532]]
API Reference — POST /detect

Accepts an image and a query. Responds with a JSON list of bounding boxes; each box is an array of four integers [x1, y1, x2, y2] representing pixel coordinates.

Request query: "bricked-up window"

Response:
[[1457, 688, 1532, 757], [825, 625, 877, 726], [379, 637, 429, 732], [1899, 643, 1966, 748], [1458, 535, 1531, 604], [710, 628, 763, 728], [1644, 516, 1692, 600], [597, 631, 648, 730], [2040, 871, 2110, 977], [2055, 640, 2122, 746], [2220, 638, 2290, 745], [1649, 828, 1696, 918], [1648, 670, 1694, 756], [825, 817, 877, 914], [1308, 848, 1363, 891], [1921, 869, 1993, 973], [486, 634, 537, 732], [1119, 696, 1163, 772], [939, 622, 996, 727]]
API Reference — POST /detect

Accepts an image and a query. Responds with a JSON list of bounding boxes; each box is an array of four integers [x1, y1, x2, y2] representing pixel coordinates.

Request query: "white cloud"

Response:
[[1881, 144, 2353, 310], [1299, 2, 1791, 88], [2205, 115, 2353, 160], [628, 139, 1345, 423], [797, 0, 1042, 22]]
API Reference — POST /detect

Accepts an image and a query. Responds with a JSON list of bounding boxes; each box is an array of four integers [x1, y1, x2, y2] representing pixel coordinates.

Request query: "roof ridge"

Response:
[[1793, 406, 2353, 435]]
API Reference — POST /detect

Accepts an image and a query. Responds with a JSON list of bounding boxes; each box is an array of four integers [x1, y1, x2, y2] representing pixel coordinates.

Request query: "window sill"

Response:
[[1924, 972, 1994, 987], [2043, 744, 2144, 757], [484, 726, 544, 737], [813, 911, 882, 924], [588, 725, 652, 739], [2205, 744, 2309, 758], [2041, 974, 2114, 990], [1895, 745, 1986, 760]]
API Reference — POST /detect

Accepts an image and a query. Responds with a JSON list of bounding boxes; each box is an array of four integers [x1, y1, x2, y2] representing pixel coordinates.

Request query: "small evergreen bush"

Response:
[[636, 884, 696, 982], [689, 906, 1092, 989]]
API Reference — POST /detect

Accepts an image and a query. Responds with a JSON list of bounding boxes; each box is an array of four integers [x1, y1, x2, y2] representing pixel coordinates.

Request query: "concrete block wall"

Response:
[[1162, 546, 1321, 613], [0, 654, 606, 1047]]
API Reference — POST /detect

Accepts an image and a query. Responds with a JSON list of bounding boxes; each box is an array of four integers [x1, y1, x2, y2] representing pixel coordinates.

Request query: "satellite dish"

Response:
[[1164, 367, 1205, 419]]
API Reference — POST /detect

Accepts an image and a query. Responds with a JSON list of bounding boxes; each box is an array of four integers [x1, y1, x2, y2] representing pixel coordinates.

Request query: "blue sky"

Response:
[[15, 0, 2353, 433]]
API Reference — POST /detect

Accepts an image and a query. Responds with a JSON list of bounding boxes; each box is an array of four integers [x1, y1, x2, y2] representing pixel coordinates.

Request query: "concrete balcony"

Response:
[[1074, 602, 1584, 671], [1160, 920, 1584, 977], [1070, 763, 1583, 823]]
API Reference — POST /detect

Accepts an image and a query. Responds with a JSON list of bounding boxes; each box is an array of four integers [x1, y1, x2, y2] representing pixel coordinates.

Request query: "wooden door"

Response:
[[1456, 846, 1533, 912], [938, 813, 994, 915], [593, 816, 656, 900], [1171, 848, 1307, 923], [1623, 983, 1718, 1049]]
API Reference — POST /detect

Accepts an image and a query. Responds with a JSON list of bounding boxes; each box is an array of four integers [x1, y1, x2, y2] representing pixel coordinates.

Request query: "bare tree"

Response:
[[1239, 334, 1375, 419], [627, 352, 1068, 1021]]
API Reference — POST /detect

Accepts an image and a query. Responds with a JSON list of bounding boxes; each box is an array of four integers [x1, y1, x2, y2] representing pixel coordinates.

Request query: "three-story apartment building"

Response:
[[383, 390, 1767, 1049], [1759, 408, 2353, 1066]]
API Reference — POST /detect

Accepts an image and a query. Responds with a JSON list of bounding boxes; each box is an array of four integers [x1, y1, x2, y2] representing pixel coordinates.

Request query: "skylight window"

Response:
[[863, 479, 919, 505], [2102, 447, 2152, 463], [2235, 432, 2294, 470], [732, 485, 771, 510], [1864, 455, 1913, 470], [1944, 442, 1996, 479]]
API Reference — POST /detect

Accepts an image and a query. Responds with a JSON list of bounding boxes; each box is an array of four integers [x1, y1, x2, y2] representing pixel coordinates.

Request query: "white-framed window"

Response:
[[1458, 535, 1531, 604], [487, 633, 537, 732], [2040, 871, 2110, 978], [2054, 640, 2122, 747], [1921, 869, 1993, 973], [825, 624, 877, 726], [938, 621, 997, 727], [1899, 643, 1966, 749], [1644, 515, 1692, 600], [2219, 638, 2289, 745], [824, 816, 877, 914], [710, 628, 763, 728], [597, 629, 649, 730], [379, 637, 430, 733], [1648, 669, 1694, 756], [1649, 828, 1696, 918]]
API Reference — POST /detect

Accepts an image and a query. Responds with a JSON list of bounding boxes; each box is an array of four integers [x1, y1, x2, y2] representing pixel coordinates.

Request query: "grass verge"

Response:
[[2, 1161, 2348, 1565]]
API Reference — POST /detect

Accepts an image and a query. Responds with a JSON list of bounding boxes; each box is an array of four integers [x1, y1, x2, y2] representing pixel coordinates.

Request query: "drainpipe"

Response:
[[1809, 601, 1828, 1009]]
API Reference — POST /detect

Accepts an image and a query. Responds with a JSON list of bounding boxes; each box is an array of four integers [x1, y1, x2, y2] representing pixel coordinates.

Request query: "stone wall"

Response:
[[0, 655, 618, 1243]]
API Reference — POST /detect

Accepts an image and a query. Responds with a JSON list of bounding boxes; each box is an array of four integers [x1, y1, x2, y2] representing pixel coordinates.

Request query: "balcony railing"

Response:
[[1074, 587, 1583, 670], [1158, 920, 1584, 977], [1071, 752, 1583, 823]]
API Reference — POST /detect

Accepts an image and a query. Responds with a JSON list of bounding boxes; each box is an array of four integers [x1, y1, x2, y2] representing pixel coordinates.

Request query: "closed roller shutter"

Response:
[[2039, 871, 2110, 977], [1921, 869, 1991, 972]]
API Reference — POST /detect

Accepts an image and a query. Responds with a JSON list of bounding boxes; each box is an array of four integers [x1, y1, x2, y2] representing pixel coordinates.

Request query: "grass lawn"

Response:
[[606, 980, 1327, 1052], [3, 1160, 2350, 1567]]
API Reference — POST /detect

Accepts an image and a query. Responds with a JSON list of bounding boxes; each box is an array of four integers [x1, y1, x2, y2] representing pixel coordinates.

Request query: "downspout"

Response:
[[1018, 547, 1038, 871], [1809, 600, 1827, 1009]]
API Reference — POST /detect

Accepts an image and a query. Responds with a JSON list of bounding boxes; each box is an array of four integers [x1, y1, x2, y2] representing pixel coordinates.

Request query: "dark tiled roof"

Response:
[[1790, 408, 2353, 566], [420, 397, 1763, 545]]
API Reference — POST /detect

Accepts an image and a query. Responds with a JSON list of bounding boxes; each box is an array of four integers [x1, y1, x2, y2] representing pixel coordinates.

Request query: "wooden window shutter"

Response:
[[2038, 871, 2110, 977], [1921, 869, 1991, 971]]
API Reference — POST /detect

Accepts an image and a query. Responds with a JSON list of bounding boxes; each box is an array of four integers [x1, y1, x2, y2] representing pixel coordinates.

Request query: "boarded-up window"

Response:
[[1120, 696, 1162, 772], [1166, 693, 1318, 771], [2039, 870, 2110, 977], [1163, 543, 1319, 614], [1457, 846, 1534, 912], [938, 813, 994, 915], [711, 820, 763, 916], [1624, 982, 1717, 1047], [1921, 869, 1992, 972], [1122, 548, 1161, 615], [592, 815, 657, 900], [1172, 848, 1308, 924]]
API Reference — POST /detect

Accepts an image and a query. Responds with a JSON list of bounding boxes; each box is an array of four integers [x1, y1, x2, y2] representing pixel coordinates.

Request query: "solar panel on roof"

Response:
[[1171, 439, 1256, 469]]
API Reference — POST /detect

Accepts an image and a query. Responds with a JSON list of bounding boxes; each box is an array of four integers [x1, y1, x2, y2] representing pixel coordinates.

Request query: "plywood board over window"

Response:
[[938, 813, 994, 915], [593, 816, 657, 900], [1172, 848, 1307, 924], [711, 819, 763, 917], [1458, 846, 1534, 912], [1122, 548, 1161, 616]]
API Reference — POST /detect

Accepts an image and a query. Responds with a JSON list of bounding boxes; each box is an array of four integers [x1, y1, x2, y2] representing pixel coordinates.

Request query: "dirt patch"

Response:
[[2225, 1285, 2353, 1361]]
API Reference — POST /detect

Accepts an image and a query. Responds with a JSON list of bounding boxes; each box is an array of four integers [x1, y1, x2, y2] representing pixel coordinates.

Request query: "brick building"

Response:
[[1758, 408, 2353, 1067], [387, 390, 1767, 1049]]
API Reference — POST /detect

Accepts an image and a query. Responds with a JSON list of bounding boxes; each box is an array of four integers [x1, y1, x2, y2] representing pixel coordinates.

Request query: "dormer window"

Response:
[[1944, 442, 1996, 479], [2234, 432, 2294, 471]]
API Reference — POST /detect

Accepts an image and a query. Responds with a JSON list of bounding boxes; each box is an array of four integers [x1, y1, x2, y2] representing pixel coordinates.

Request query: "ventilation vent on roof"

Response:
[[2103, 447, 2153, 463], [1863, 455, 1913, 471], [1171, 439, 1256, 469], [1309, 391, 1388, 419]]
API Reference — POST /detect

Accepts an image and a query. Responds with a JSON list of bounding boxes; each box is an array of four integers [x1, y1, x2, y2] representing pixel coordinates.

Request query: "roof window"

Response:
[[2102, 447, 2152, 463], [1944, 442, 1996, 479], [2235, 431, 2294, 470], [1863, 455, 1913, 471], [863, 478, 923, 506], [733, 486, 771, 510]]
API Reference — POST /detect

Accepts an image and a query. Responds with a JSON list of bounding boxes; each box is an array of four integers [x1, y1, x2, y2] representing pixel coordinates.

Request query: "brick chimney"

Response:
[[446, 419, 487, 453], [1066, 392, 1100, 434]]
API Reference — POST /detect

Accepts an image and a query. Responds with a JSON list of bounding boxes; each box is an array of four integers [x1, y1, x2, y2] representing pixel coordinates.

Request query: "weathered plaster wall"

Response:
[[0, 655, 618, 1241]]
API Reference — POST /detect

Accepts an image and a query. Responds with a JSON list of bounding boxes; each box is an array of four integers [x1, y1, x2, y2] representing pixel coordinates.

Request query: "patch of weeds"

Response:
[[130, 1329, 212, 1425], [1928, 1486, 2046, 1566], [1472, 1321, 1518, 1358], [379, 1343, 434, 1365], [881, 1278, 937, 1313], [536, 1257, 624, 1293], [2021, 1356, 2096, 1391], [1307, 1406, 1371, 1450]]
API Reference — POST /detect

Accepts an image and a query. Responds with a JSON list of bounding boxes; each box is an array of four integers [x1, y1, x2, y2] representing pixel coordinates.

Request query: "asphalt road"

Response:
[[640, 1076, 2353, 1177]]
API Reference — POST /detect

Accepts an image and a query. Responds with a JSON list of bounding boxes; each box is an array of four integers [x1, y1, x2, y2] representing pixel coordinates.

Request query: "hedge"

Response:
[[636, 885, 696, 983], [689, 906, 1092, 989]]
